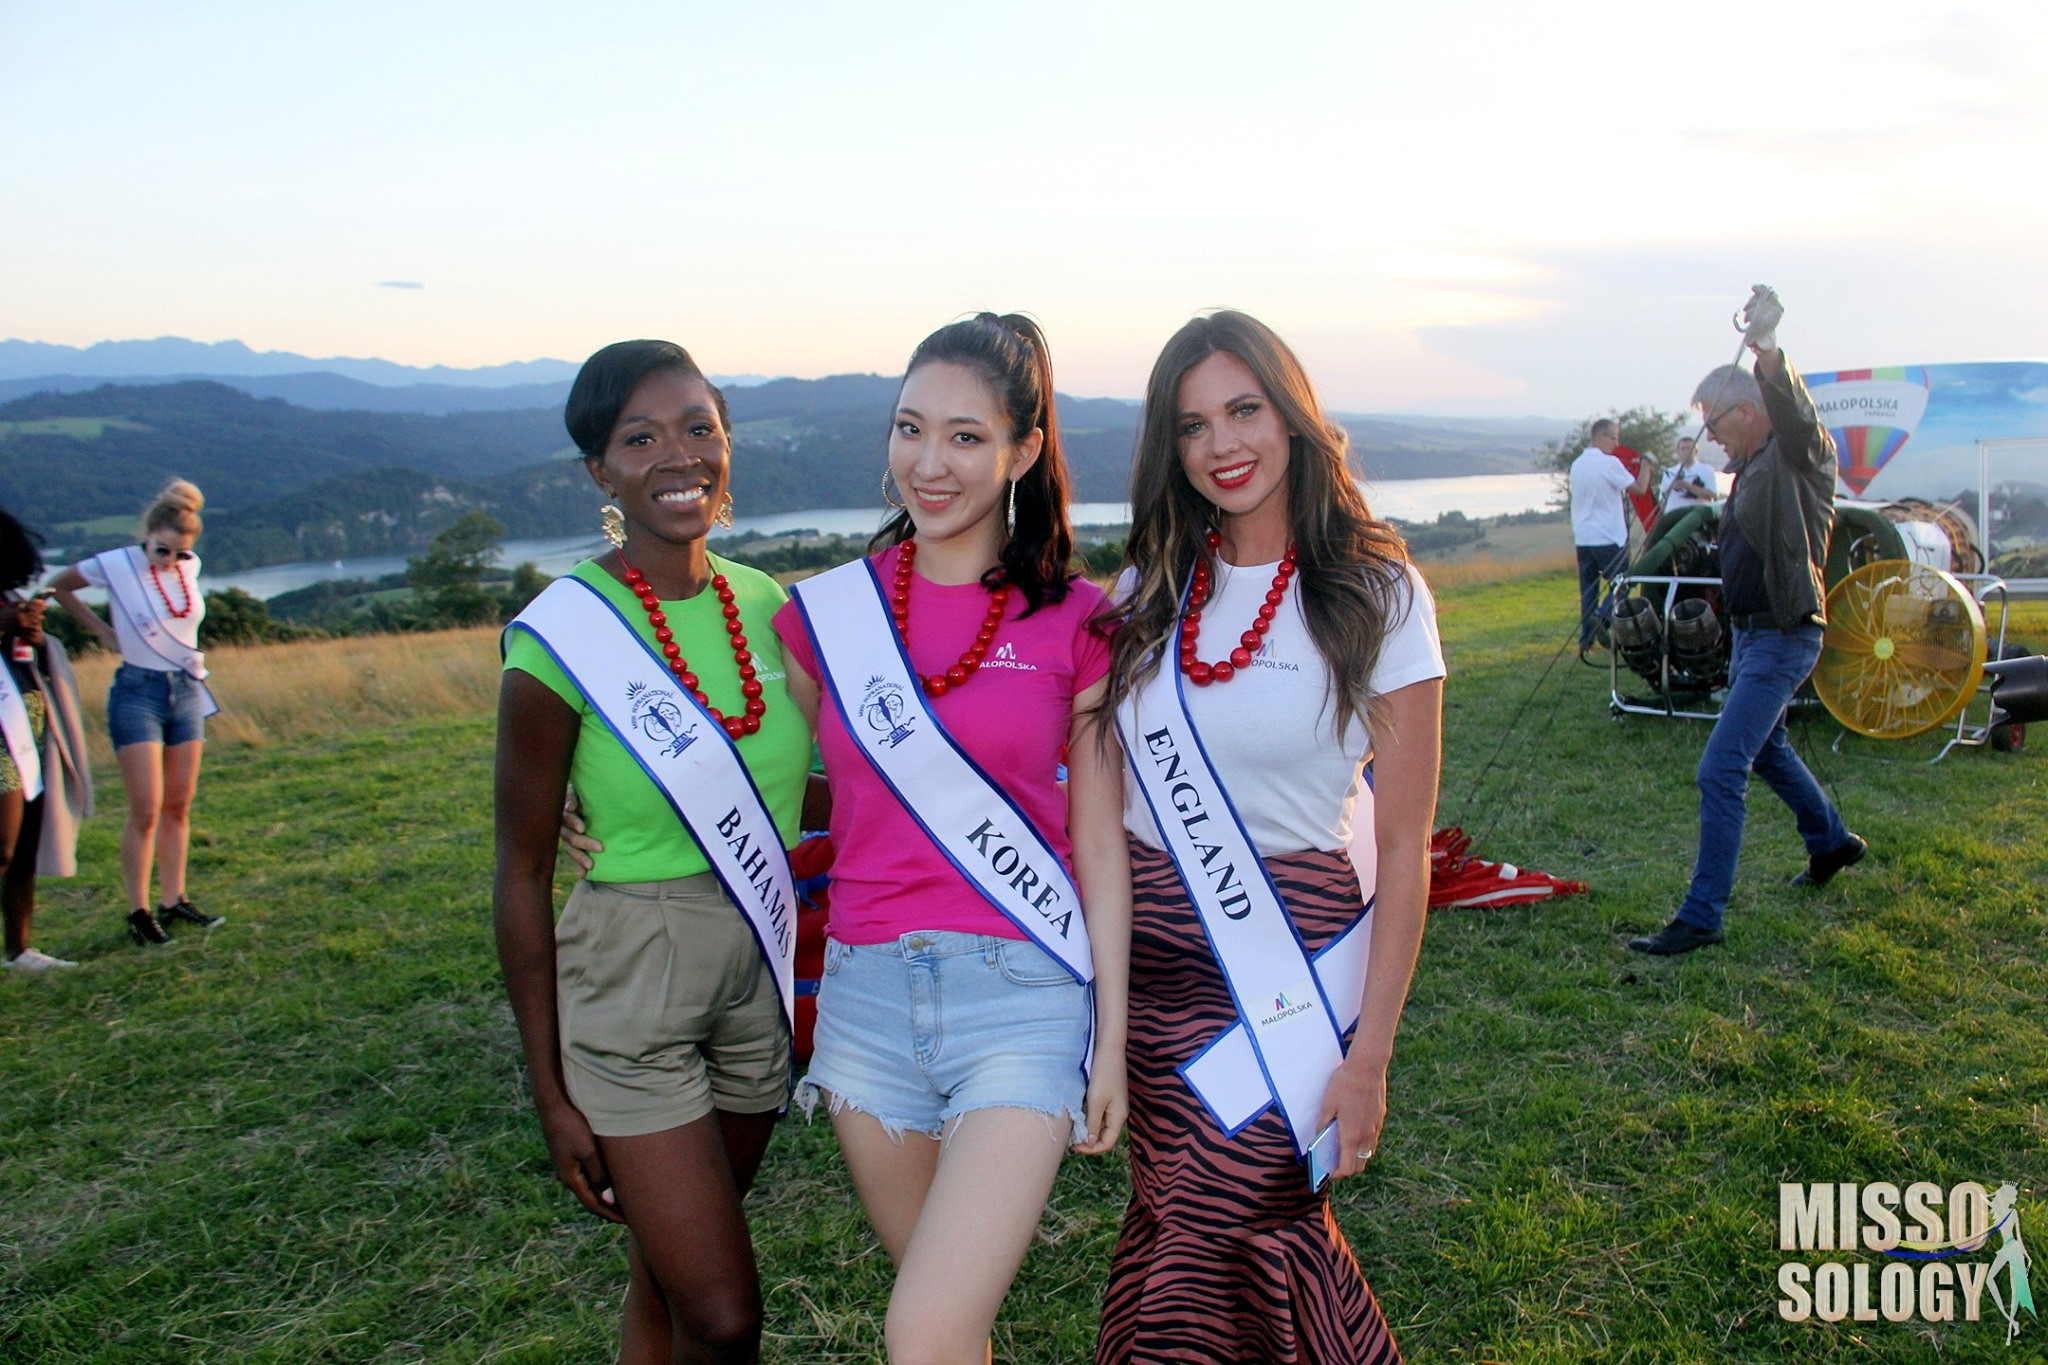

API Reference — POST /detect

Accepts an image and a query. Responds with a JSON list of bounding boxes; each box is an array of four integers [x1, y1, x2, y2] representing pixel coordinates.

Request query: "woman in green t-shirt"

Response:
[[494, 340, 814, 1365]]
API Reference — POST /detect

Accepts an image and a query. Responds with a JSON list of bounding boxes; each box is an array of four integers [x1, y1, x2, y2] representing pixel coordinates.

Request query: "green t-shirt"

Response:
[[503, 557, 811, 883]]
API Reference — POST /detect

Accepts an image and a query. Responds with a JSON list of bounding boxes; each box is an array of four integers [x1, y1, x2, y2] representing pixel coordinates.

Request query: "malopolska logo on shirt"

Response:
[[1252, 638, 1301, 673], [983, 641, 1037, 672]]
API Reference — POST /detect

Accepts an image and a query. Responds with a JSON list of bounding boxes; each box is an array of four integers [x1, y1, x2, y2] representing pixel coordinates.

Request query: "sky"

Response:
[[4, 0, 2046, 416]]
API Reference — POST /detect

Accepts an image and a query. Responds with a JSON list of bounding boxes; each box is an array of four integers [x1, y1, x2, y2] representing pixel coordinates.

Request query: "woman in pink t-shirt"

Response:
[[771, 313, 1131, 1362]]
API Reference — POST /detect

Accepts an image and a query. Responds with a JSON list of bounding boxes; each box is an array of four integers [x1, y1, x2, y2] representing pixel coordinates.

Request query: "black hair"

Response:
[[0, 505, 45, 593], [564, 340, 730, 458], [871, 313, 1075, 615]]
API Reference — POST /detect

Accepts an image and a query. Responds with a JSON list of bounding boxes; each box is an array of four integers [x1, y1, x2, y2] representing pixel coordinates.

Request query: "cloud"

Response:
[[377, 280, 424, 290]]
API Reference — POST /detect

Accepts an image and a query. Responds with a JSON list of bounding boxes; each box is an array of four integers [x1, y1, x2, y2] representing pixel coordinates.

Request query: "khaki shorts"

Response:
[[555, 874, 790, 1137]]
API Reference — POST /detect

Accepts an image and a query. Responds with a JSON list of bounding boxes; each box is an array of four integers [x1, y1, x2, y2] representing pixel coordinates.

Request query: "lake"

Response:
[[205, 471, 1560, 601]]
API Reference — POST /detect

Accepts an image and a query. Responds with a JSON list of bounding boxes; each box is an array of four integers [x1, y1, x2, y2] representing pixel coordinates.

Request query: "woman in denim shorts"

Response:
[[772, 315, 1132, 1362], [51, 479, 224, 946]]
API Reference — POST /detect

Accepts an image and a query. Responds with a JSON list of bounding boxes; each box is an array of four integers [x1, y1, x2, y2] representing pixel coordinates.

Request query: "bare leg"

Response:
[[155, 740, 203, 906], [115, 741, 164, 911], [0, 789, 26, 957], [605, 1109, 780, 1365], [829, 1104, 942, 1266], [882, 1109, 1068, 1365]]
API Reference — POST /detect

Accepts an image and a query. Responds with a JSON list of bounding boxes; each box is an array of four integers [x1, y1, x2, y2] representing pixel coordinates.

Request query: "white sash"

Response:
[[789, 559, 1094, 984], [96, 548, 219, 717], [0, 656, 42, 801], [1117, 631, 1369, 1156], [507, 576, 798, 1027]]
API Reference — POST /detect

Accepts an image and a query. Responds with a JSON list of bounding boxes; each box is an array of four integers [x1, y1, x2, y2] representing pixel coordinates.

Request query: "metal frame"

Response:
[[1606, 573, 1727, 721]]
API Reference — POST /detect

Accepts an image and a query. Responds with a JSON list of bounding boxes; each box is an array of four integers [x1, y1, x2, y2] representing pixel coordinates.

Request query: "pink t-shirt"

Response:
[[772, 545, 1112, 945]]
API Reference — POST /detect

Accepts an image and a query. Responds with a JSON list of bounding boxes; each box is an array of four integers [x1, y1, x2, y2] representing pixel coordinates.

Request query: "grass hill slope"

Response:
[[2, 575, 2042, 1362]]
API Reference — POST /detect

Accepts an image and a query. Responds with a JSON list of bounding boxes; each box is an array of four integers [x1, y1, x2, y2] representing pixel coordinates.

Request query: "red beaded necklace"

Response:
[[1179, 531, 1296, 686], [890, 539, 1010, 698], [148, 559, 195, 619], [618, 553, 765, 740]]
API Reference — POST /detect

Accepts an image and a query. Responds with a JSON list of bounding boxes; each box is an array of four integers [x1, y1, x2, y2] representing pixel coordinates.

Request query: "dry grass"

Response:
[[70, 626, 503, 767], [1418, 548, 1576, 591]]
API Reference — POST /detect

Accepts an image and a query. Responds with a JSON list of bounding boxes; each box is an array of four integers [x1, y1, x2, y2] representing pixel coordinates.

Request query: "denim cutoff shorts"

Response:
[[800, 930, 1089, 1140], [108, 664, 207, 749]]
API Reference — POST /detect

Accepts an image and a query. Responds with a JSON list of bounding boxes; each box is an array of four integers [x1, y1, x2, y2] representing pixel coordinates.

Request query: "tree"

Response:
[[500, 560, 552, 618], [199, 587, 279, 646], [1534, 406, 1688, 505], [407, 510, 505, 626]]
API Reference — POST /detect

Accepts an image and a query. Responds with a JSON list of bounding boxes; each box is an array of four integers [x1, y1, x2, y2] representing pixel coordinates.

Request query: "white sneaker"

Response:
[[4, 948, 80, 971]]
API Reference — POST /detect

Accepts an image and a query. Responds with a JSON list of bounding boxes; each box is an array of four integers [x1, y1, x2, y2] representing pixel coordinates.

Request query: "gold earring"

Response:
[[881, 470, 907, 510], [715, 492, 736, 529], [600, 502, 626, 549]]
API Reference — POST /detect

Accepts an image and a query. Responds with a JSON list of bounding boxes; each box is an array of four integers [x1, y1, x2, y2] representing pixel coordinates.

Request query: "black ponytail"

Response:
[[870, 313, 1076, 615]]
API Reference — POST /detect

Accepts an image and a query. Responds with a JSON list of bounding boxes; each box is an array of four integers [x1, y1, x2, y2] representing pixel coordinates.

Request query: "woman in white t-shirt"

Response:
[[51, 479, 224, 947], [1094, 312, 1444, 1364]]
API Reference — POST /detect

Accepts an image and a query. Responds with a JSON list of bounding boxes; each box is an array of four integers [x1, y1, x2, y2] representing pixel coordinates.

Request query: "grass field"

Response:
[[0, 418, 150, 441], [4, 573, 2045, 1363]]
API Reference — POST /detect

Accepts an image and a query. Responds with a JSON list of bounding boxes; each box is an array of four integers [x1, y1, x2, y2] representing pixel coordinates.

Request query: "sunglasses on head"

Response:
[[149, 543, 196, 562]]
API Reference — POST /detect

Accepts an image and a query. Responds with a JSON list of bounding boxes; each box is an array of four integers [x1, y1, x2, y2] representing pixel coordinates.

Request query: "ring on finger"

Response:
[[1355, 1147, 1375, 1162]]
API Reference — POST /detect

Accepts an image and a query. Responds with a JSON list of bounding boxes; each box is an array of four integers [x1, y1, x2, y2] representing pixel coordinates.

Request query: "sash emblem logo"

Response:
[[627, 680, 697, 758], [860, 675, 916, 748], [1256, 977, 1317, 1029]]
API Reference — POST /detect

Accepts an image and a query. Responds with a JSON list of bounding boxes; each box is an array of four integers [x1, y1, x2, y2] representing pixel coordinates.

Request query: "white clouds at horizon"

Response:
[[2, 0, 2043, 416]]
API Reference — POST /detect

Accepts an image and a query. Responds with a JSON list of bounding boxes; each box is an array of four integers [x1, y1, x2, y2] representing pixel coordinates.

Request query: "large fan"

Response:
[[1814, 561, 1986, 739]]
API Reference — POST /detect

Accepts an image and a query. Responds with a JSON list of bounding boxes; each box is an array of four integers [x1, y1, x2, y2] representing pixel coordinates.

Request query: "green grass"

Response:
[[0, 418, 150, 440], [4, 572, 2045, 1362]]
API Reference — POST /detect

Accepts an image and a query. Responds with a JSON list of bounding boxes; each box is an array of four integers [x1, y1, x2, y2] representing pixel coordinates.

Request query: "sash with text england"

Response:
[[1117, 632, 1374, 1156], [95, 548, 220, 717], [789, 559, 1094, 985], [507, 576, 797, 1028]]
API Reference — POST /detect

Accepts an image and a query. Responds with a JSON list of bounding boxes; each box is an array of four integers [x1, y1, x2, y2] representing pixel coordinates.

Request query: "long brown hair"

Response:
[[1102, 311, 1410, 739], [871, 313, 1076, 616]]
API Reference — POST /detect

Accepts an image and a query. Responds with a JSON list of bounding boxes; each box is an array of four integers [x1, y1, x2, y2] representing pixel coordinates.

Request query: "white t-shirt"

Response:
[[77, 545, 205, 671], [1659, 459, 1719, 508], [1569, 448, 1634, 546], [1121, 560, 1446, 858]]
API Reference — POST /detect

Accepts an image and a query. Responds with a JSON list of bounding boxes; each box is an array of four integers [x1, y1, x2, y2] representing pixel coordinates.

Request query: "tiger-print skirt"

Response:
[[1095, 840, 1402, 1365]]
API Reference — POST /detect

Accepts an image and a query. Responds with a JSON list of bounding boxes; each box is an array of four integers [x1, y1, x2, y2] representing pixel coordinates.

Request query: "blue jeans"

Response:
[[799, 931, 1088, 1140], [1676, 624, 1849, 932], [1576, 544, 1627, 649], [107, 664, 208, 748]]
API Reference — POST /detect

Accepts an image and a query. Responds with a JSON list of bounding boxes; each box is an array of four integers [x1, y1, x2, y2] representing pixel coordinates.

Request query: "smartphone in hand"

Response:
[[1306, 1119, 1341, 1193]]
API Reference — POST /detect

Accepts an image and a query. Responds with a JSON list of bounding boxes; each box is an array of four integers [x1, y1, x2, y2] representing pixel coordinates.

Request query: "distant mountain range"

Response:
[[0, 337, 771, 415], [0, 340, 1569, 573], [0, 337, 584, 388]]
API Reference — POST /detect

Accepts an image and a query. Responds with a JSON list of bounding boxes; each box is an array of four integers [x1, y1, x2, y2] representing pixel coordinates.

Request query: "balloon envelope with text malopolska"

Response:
[[1803, 361, 2048, 501]]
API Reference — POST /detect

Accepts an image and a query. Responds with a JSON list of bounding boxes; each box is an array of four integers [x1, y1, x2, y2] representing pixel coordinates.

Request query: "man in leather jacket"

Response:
[[1630, 286, 1867, 955]]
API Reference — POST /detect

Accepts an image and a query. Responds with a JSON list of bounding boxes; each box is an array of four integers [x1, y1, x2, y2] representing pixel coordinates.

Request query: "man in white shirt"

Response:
[[1658, 437, 1720, 510], [1569, 419, 1653, 653]]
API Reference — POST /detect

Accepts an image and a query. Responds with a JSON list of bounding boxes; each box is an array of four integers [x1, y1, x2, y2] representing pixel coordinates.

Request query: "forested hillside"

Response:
[[2, 376, 1561, 571]]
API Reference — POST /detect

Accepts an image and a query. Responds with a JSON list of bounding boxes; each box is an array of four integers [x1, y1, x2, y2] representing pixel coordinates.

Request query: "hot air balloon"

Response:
[[1809, 366, 1931, 495]]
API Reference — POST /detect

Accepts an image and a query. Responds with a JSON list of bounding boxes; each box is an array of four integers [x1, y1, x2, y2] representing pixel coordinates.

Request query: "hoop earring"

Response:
[[1006, 479, 1017, 536], [715, 492, 736, 529], [881, 469, 907, 510], [600, 502, 626, 549]]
